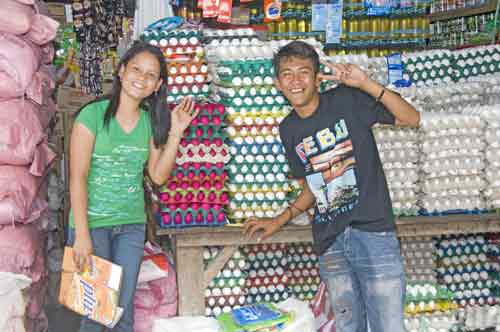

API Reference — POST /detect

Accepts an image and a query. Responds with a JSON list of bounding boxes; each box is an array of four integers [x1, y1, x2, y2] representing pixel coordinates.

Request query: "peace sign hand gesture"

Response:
[[318, 61, 370, 89]]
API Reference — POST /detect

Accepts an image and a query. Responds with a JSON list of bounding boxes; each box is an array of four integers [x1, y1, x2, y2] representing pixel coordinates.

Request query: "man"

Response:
[[244, 41, 420, 332]]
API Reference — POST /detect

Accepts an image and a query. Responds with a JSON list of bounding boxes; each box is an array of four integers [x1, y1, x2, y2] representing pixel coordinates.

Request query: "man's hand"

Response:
[[243, 217, 284, 242], [318, 61, 370, 89]]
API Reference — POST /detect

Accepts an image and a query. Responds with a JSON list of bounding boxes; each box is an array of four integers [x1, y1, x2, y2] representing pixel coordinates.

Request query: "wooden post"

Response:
[[175, 245, 205, 315]]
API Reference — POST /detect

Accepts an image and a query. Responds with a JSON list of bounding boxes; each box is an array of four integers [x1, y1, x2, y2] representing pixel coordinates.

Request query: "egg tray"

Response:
[[228, 143, 286, 157], [436, 254, 489, 266], [168, 83, 210, 96], [158, 192, 229, 206], [436, 245, 489, 258], [213, 84, 282, 99], [167, 72, 208, 85], [404, 300, 457, 315], [177, 148, 229, 163], [418, 208, 489, 217], [225, 105, 289, 116], [205, 295, 247, 309], [228, 167, 289, 179], [246, 292, 290, 305], [226, 125, 280, 138], [245, 275, 289, 288], [167, 61, 208, 75], [155, 209, 227, 228], [204, 36, 259, 47], [208, 276, 247, 289], [170, 163, 226, 176], [228, 154, 288, 165], [179, 124, 226, 140], [287, 268, 320, 280], [447, 280, 495, 293], [216, 60, 274, 78], [287, 276, 321, 287], [218, 95, 288, 108], [246, 258, 288, 271], [289, 284, 319, 296]]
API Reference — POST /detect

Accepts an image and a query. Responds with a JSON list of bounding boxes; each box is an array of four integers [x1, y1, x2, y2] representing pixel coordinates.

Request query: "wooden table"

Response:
[[156, 213, 500, 316]]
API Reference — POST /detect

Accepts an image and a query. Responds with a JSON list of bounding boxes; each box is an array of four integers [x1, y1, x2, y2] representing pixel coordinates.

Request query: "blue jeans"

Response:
[[67, 223, 146, 332], [318, 227, 406, 332]]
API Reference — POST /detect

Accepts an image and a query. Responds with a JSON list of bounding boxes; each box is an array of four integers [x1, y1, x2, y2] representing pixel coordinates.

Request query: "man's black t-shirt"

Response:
[[279, 85, 396, 255]]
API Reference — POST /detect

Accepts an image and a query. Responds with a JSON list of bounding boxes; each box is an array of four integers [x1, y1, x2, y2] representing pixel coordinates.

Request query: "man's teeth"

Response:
[[291, 88, 303, 93]]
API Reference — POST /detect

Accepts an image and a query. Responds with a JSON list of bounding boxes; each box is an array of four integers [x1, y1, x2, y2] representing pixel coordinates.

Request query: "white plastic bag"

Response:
[[0, 272, 32, 332], [276, 298, 315, 332], [152, 316, 219, 332]]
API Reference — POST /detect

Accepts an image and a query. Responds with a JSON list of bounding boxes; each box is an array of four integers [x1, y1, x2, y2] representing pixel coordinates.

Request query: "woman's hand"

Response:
[[169, 97, 198, 137], [318, 61, 370, 89], [72, 231, 93, 272]]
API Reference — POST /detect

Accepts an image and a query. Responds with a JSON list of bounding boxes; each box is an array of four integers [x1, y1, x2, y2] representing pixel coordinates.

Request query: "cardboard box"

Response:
[[59, 247, 124, 328]]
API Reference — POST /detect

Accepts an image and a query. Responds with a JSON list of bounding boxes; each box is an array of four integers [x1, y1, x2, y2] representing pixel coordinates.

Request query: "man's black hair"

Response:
[[273, 41, 320, 77]]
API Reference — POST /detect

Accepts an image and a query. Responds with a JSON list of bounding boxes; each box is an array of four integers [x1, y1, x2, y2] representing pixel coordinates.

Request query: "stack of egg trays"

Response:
[[485, 233, 500, 303], [418, 113, 487, 215], [142, 28, 210, 103], [452, 45, 500, 83], [477, 105, 500, 210], [202, 28, 259, 48], [156, 103, 230, 228], [400, 236, 437, 283], [212, 58, 293, 223], [286, 242, 320, 303], [404, 281, 456, 315], [402, 49, 455, 87], [373, 126, 420, 217], [435, 234, 496, 307], [243, 244, 290, 305], [204, 246, 248, 317]]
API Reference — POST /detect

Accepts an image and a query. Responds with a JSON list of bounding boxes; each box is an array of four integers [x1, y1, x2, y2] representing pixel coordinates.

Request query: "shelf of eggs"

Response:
[[142, 28, 209, 103], [155, 102, 230, 227], [402, 45, 500, 87], [401, 237, 438, 283], [207, 45, 293, 224], [286, 243, 321, 303], [435, 234, 497, 308], [373, 126, 420, 216], [419, 112, 487, 215], [463, 104, 500, 211], [204, 247, 248, 317], [485, 233, 499, 301], [243, 244, 291, 305]]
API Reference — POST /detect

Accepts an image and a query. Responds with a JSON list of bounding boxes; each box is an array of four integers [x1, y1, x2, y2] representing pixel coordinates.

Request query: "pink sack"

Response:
[[26, 65, 56, 105], [0, 0, 35, 35], [0, 223, 42, 278], [0, 166, 47, 225], [0, 99, 56, 173], [134, 243, 177, 332], [26, 14, 59, 45], [0, 33, 41, 99], [310, 281, 336, 332]]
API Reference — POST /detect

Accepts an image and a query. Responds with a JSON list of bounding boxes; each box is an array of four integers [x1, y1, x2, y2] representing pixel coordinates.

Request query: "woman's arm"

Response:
[[148, 97, 197, 185], [69, 123, 95, 271]]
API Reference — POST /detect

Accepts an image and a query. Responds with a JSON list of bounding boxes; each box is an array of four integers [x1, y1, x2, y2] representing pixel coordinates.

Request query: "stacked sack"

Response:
[[373, 126, 420, 216], [156, 103, 230, 227], [286, 243, 320, 303], [143, 28, 209, 103], [134, 242, 177, 332], [243, 244, 290, 305], [208, 41, 292, 223], [401, 237, 437, 283], [419, 113, 486, 214], [204, 247, 247, 316], [0, 1, 59, 331], [435, 235, 496, 307]]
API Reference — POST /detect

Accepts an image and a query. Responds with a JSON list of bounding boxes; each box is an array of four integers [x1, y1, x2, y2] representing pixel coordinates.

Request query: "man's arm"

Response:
[[359, 78, 420, 127]]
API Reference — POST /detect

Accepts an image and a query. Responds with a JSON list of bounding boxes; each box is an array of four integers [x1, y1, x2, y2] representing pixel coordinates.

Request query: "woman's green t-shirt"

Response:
[[69, 99, 152, 229]]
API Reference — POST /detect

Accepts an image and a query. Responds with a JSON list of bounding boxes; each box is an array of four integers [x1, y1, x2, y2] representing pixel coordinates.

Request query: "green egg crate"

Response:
[[213, 84, 282, 99], [216, 59, 275, 78]]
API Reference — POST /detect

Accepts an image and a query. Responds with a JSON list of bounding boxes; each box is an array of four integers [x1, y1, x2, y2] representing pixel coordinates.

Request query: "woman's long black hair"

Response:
[[104, 41, 170, 148]]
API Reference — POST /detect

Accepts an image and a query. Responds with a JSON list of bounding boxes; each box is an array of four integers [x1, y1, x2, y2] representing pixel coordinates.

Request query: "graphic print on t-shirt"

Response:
[[295, 118, 359, 219]]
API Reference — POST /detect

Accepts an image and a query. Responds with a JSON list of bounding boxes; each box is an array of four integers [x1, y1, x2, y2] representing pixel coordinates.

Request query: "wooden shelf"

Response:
[[429, 0, 498, 22], [157, 212, 500, 316], [156, 212, 500, 243]]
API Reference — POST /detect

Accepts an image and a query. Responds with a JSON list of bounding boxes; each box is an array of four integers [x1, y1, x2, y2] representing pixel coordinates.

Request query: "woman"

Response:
[[68, 41, 196, 332]]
